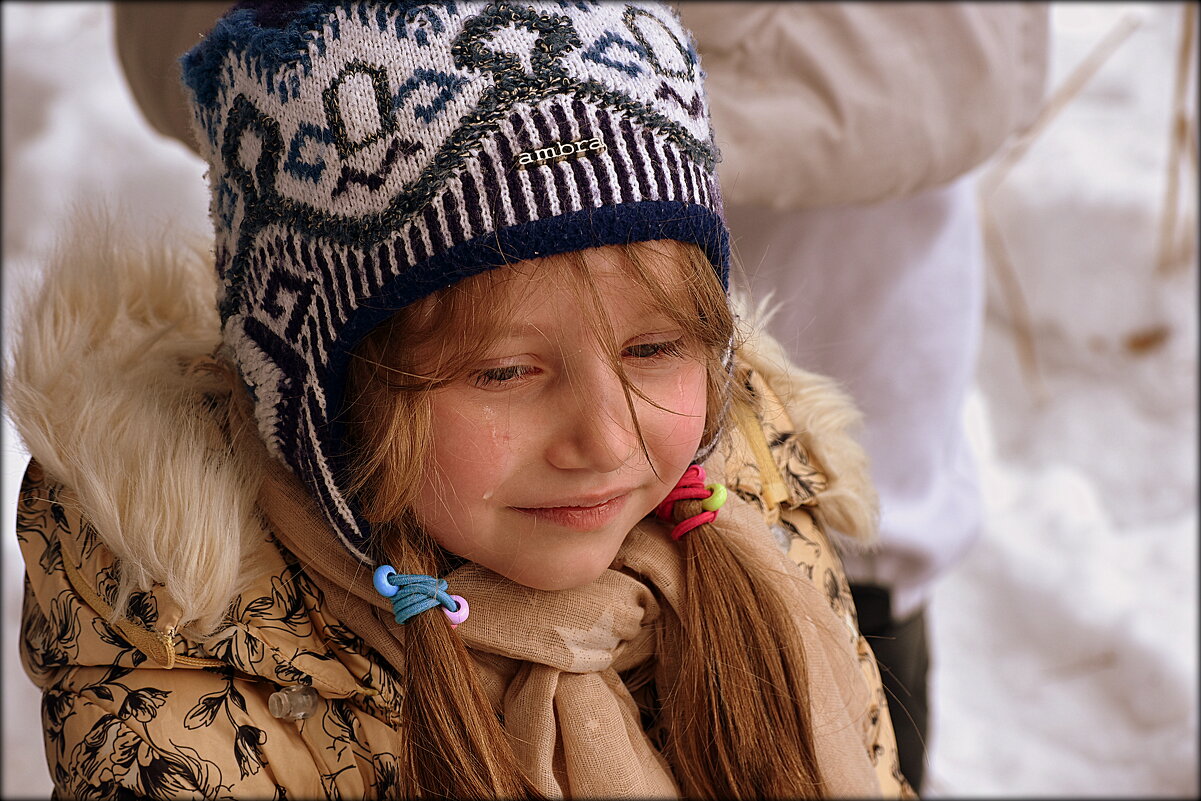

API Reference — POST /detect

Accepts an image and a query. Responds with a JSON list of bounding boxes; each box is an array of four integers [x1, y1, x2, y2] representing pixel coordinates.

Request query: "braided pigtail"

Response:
[[658, 468, 827, 799], [349, 333, 542, 799], [372, 524, 543, 799]]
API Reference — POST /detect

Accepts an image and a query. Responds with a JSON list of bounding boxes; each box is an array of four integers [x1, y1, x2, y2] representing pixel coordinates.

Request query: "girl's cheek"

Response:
[[479, 404, 513, 454], [673, 361, 708, 414], [648, 363, 709, 446], [462, 415, 512, 465], [427, 397, 514, 493]]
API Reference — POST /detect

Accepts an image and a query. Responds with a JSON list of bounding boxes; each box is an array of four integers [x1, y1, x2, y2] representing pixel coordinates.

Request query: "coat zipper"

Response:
[[62, 554, 223, 669]]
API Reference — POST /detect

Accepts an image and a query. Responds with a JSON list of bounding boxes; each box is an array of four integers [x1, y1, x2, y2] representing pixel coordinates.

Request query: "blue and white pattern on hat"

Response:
[[181, 0, 728, 563]]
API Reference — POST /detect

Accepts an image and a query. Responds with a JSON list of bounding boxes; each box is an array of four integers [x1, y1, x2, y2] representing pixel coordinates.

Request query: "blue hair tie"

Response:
[[372, 565, 470, 627]]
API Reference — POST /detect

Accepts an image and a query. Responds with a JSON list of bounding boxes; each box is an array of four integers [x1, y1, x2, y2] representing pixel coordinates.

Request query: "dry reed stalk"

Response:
[[980, 13, 1143, 198], [1156, 2, 1198, 275], [979, 199, 1047, 402], [978, 11, 1143, 398]]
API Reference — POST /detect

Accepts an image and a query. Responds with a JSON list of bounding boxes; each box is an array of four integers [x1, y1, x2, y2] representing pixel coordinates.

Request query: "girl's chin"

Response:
[[433, 510, 639, 591], [514, 572, 604, 592], [490, 551, 619, 592]]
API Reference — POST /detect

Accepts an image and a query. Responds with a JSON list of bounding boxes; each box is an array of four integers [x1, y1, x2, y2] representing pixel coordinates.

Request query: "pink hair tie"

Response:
[[655, 464, 728, 541]]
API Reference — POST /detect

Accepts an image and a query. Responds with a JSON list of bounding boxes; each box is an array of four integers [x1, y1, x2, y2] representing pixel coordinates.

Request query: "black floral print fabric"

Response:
[[15, 367, 908, 798]]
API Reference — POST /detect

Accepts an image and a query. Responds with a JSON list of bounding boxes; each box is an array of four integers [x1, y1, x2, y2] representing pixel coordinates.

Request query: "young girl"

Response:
[[10, 1, 912, 797]]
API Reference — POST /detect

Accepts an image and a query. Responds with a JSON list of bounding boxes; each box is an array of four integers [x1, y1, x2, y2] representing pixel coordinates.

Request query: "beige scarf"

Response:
[[259, 460, 880, 798]]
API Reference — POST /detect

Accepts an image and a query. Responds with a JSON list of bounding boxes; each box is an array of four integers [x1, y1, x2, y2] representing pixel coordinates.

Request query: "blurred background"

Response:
[[2, 2, 1196, 797]]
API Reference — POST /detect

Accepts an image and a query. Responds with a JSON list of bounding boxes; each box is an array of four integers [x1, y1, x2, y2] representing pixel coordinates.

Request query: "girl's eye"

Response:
[[623, 339, 686, 360], [471, 364, 536, 387]]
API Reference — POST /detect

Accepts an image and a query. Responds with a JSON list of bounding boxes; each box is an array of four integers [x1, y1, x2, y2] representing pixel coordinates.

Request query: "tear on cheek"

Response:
[[675, 369, 708, 401]]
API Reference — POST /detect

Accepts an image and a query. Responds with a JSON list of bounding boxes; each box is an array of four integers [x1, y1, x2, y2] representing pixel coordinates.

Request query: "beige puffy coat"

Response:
[[9, 222, 911, 798]]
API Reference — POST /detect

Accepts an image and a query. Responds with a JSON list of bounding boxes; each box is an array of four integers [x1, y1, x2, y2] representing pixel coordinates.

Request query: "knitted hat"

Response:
[[180, 0, 728, 564]]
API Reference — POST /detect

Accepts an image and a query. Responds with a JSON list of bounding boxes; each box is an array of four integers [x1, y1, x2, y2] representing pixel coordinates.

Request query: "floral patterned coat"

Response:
[[15, 378, 907, 799], [11, 234, 910, 799]]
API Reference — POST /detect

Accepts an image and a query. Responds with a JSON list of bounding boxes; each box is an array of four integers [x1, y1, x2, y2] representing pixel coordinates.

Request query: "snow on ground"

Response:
[[2, 3, 1196, 798], [923, 3, 1198, 797]]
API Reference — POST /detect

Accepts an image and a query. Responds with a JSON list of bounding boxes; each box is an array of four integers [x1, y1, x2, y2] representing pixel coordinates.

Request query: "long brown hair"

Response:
[[343, 240, 828, 798]]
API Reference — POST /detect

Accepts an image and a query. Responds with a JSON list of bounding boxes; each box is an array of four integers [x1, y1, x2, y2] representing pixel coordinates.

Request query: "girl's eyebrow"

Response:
[[488, 321, 548, 339], [490, 315, 678, 340]]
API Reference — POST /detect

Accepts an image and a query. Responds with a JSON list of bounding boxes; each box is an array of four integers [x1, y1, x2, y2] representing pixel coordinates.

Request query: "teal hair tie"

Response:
[[372, 566, 467, 626]]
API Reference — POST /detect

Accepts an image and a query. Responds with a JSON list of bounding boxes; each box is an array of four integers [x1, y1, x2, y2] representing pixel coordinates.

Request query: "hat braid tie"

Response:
[[655, 464, 728, 541]]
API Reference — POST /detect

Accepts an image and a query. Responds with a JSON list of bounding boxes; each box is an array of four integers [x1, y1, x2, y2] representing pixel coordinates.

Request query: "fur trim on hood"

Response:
[[732, 293, 879, 552], [6, 214, 876, 635], [5, 214, 266, 637]]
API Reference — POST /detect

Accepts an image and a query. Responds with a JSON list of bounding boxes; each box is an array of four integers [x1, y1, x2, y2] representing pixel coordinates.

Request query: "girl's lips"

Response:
[[511, 493, 630, 531]]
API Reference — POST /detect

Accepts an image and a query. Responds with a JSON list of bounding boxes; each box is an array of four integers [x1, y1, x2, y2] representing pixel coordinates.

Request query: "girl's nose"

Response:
[[544, 364, 640, 473]]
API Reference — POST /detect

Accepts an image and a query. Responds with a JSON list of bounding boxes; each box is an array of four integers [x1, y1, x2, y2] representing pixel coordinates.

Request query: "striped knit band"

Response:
[[180, 0, 728, 563]]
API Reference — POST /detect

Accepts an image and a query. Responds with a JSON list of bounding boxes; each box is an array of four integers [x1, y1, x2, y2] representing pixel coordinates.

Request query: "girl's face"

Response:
[[413, 245, 708, 590]]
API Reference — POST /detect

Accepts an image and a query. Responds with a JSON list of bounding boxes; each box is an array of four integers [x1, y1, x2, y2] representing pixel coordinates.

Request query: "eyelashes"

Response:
[[469, 338, 688, 388], [472, 364, 538, 386], [622, 339, 686, 360]]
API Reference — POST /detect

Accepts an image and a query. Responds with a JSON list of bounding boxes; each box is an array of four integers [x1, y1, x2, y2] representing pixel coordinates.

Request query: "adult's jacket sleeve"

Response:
[[113, 1, 230, 154], [677, 2, 1050, 209]]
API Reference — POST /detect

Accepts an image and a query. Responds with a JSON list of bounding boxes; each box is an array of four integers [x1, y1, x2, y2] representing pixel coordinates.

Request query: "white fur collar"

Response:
[[5, 217, 262, 635]]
